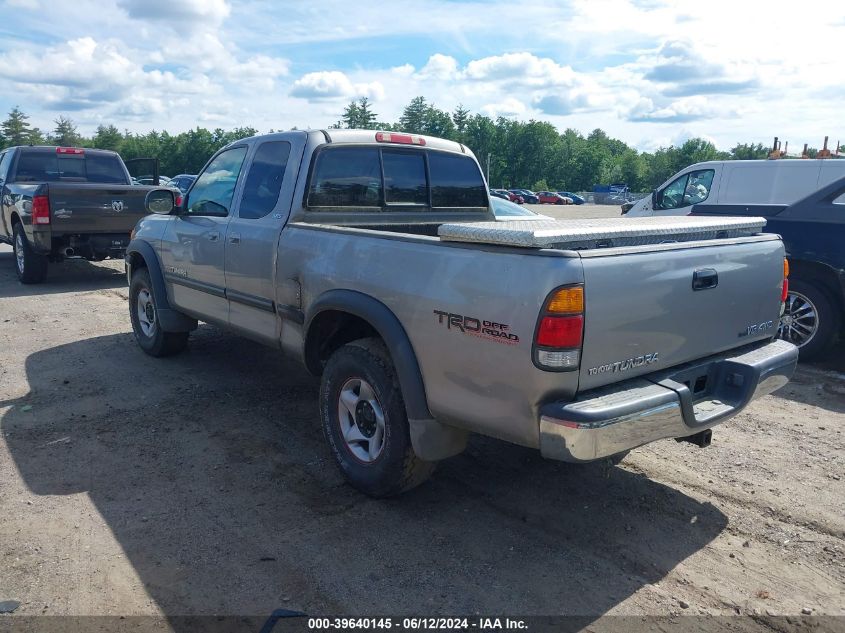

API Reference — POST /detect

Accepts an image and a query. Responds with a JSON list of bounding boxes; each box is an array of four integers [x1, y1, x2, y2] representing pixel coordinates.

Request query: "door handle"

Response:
[[692, 268, 718, 290], [207, 232, 219, 242], [228, 233, 241, 245]]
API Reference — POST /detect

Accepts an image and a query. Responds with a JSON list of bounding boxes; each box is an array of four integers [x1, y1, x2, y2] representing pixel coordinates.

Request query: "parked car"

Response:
[[625, 159, 845, 217], [489, 189, 510, 201], [491, 197, 551, 220], [126, 128, 796, 497], [509, 189, 539, 204], [536, 191, 571, 205], [692, 175, 845, 360], [557, 191, 585, 205], [0, 145, 162, 283], [165, 174, 196, 195], [491, 188, 524, 204]]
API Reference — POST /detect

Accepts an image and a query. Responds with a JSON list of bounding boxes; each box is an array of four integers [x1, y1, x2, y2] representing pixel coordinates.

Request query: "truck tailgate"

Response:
[[578, 236, 785, 391], [47, 183, 151, 233]]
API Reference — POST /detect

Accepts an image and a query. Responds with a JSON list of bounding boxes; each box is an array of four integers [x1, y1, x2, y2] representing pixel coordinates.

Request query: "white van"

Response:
[[625, 159, 845, 217]]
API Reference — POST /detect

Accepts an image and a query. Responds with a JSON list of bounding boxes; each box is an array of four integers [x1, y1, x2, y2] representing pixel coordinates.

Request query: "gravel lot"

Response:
[[0, 205, 843, 627]]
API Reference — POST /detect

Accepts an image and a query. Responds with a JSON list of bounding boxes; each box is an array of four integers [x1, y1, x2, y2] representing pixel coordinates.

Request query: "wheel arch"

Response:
[[788, 259, 845, 313], [126, 239, 197, 333], [304, 290, 467, 461], [304, 290, 432, 421]]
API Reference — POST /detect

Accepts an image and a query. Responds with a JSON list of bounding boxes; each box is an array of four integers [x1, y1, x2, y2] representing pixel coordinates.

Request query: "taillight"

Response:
[[32, 195, 50, 225], [781, 258, 789, 303], [175, 194, 183, 207], [534, 285, 584, 371], [56, 147, 84, 155], [375, 132, 426, 146]]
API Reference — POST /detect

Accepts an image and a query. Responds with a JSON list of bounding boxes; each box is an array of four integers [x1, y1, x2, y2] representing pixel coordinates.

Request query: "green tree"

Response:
[[452, 104, 470, 139], [50, 116, 82, 146], [1, 106, 34, 147], [92, 124, 123, 152], [398, 96, 428, 133], [730, 142, 769, 160], [340, 97, 377, 129]]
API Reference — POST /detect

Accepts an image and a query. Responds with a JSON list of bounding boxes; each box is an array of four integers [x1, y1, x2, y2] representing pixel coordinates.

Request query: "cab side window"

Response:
[[657, 169, 714, 209], [186, 146, 248, 217], [239, 141, 291, 219]]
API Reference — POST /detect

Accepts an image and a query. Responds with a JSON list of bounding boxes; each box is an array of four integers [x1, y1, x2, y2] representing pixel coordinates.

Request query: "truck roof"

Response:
[[8, 145, 119, 156], [323, 129, 471, 156]]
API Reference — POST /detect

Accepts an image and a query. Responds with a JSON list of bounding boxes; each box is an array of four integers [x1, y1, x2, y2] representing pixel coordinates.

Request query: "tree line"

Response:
[[1, 101, 835, 192]]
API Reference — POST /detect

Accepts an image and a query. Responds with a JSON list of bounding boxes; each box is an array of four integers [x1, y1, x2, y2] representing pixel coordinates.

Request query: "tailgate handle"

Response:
[[692, 268, 718, 291]]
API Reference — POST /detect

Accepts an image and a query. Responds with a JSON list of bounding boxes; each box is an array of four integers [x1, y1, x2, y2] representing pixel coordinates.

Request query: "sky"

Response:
[[0, 0, 843, 152]]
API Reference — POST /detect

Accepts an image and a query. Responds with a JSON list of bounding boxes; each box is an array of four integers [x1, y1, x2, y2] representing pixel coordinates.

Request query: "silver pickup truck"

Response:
[[126, 129, 798, 497]]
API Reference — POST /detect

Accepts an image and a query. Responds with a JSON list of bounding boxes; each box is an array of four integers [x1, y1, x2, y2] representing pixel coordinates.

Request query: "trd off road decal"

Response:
[[433, 310, 519, 345]]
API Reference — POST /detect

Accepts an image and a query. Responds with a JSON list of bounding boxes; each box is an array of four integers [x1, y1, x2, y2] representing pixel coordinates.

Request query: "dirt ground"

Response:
[[0, 206, 843, 628]]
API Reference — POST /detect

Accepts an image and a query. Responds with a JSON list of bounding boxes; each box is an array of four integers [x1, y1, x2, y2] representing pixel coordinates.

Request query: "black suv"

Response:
[[693, 175, 845, 360]]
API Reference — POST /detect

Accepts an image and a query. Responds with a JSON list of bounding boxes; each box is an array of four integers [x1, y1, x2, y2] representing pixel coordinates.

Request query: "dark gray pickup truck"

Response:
[[0, 145, 161, 283]]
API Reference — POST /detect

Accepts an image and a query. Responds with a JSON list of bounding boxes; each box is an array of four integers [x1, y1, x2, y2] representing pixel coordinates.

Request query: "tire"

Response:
[[779, 278, 840, 361], [129, 267, 189, 357], [12, 223, 48, 284], [320, 338, 436, 497]]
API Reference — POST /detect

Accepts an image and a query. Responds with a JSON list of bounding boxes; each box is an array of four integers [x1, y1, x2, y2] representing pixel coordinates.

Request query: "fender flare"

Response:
[[126, 239, 197, 332], [305, 289, 467, 461]]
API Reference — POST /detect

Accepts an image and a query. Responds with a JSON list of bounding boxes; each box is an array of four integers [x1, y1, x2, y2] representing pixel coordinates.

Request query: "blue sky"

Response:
[[0, 0, 843, 151]]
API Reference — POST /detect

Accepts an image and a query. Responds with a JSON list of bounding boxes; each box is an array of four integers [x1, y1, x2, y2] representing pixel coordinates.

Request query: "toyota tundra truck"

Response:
[[0, 145, 164, 283], [125, 129, 798, 497]]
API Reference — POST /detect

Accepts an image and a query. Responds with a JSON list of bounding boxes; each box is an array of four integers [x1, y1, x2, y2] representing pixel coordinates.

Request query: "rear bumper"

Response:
[[539, 339, 798, 463]]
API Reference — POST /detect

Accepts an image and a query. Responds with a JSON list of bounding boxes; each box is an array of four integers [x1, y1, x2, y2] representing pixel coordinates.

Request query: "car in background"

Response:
[[536, 191, 572, 205], [491, 188, 524, 204], [692, 174, 845, 360], [489, 189, 510, 201], [509, 189, 539, 204], [167, 174, 197, 194], [557, 191, 585, 205], [491, 197, 552, 220]]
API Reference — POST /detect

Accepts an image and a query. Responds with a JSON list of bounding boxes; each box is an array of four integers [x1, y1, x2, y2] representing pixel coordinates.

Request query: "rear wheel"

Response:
[[778, 278, 840, 361], [12, 223, 48, 284], [129, 267, 188, 357], [320, 338, 435, 497]]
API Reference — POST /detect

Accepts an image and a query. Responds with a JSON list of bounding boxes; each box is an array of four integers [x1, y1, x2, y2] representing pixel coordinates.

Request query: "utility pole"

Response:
[[486, 153, 491, 185]]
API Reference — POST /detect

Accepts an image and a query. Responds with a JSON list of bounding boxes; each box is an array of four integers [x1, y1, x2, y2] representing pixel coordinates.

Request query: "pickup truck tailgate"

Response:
[[578, 236, 785, 390], [47, 183, 151, 233]]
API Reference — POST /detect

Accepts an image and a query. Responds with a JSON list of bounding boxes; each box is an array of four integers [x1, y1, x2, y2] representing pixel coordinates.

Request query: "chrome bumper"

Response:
[[539, 339, 798, 463]]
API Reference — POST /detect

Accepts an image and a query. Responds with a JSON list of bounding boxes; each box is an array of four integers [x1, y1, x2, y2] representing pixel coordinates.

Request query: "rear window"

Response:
[[13, 151, 127, 184], [307, 146, 487, 210]]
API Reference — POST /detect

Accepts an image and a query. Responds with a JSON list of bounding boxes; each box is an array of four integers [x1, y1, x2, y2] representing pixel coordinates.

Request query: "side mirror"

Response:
[[145, 188, 175, 215]]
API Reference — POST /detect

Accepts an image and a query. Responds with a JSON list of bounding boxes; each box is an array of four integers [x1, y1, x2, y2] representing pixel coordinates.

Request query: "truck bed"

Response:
[[438, 216, 767, 250]]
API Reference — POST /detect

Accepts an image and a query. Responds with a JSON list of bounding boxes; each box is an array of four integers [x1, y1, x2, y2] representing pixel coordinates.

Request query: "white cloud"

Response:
[[117, 0, 230, 25], [481, 97, 527, 118], [290, 71, 384, 102], [5, 0, 39, 8], [416, 54, 458, 80], [464, 52, 578, 87]]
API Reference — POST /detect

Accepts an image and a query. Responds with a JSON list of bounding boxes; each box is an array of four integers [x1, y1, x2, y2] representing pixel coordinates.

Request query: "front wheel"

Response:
[[129, 268, 188, 357], [12, 223, 48, 284], [320, 338, 435, 497], [779, 279, 840, 361]]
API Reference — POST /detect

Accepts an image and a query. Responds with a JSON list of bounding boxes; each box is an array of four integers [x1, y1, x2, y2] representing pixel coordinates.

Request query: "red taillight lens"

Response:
[[781, 279, 789, 303], [56, 147, 84, 155], [536, 315, 583, 348], [32, 195, 50, 225], [175, 194, 183, 207]]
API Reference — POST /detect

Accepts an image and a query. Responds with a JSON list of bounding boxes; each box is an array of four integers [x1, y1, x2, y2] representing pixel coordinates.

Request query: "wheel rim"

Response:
[[337, 377, 386, 463], [14, 232, 24, 274], [136, 287, 157, 337], [778, 290, 818, 347]]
